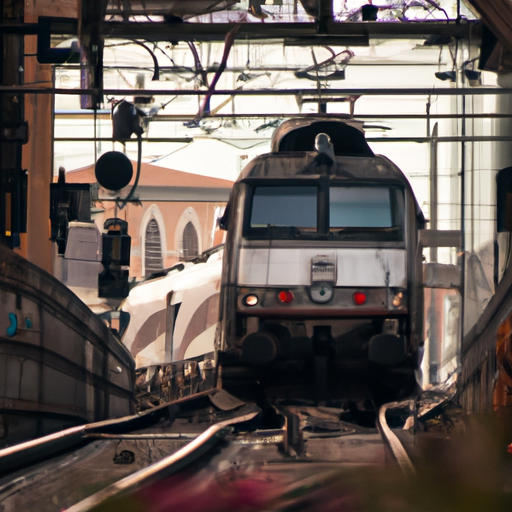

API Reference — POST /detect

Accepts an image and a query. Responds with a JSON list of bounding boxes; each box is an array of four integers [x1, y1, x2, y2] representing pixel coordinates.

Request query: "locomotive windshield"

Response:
[[329, 187, 393, 228], [247, 182, 404, 241], [251, 186, 317, 229]]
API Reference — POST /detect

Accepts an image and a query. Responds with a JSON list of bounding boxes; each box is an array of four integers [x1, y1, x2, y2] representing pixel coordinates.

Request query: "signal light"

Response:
[[277, 290, 294, 303], [353, 291, 367, 305], [99, 218, 131, 298]]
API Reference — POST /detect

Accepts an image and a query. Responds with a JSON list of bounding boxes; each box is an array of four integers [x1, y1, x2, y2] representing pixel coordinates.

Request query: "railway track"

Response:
[[0, 388, 422, 512]]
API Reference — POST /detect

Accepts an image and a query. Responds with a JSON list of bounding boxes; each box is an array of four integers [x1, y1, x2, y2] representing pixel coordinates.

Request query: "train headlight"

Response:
[[243, 294, 259, 307], [392, 291, 404, 307]]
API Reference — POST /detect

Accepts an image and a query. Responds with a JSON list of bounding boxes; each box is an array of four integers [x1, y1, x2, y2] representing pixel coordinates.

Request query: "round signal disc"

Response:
[[309, 283, 334, 303]]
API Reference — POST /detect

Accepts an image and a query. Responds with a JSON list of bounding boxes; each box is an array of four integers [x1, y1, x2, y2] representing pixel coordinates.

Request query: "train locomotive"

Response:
[[217, 118, 425, 404]]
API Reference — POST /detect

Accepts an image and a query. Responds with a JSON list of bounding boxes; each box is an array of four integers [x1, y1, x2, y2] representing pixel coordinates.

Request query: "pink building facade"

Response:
[[56, 160, 232, 299]]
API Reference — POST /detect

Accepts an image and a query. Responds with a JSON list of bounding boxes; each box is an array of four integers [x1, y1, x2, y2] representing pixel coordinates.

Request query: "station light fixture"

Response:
[[435, 70, 456, 82], [463, 59, 481, 86]]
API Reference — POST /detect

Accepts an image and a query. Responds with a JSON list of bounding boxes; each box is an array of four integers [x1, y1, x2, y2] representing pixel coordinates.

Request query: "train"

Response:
[[216, 118, 426, 404], [120, 117, 425, 406]]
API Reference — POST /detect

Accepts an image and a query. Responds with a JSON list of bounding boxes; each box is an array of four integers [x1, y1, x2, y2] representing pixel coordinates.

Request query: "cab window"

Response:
[[329, 187, 393, 228], [250, 186, 317, 229]]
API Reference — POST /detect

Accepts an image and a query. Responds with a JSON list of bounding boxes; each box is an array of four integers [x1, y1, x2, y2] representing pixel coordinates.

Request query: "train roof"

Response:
[[271, 118, 373, 157], [238, 117, 411, 183], [237, 152, 412, 184]]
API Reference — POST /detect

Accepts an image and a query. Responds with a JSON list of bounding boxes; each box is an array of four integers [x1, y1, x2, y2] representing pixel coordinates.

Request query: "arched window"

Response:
[[180, 221, 199, 261], [145, 219, 163, 275]]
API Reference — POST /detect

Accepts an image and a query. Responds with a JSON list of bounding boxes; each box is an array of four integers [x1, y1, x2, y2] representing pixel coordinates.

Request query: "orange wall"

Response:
[[19, 1, 77, 272]]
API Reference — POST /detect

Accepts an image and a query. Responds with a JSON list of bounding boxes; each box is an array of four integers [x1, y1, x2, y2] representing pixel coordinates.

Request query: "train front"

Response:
[[217, 121, 424, 406]]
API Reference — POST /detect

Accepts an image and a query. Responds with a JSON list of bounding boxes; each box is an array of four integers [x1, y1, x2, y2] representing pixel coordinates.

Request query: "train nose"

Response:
[[241, 331, 279, 365]]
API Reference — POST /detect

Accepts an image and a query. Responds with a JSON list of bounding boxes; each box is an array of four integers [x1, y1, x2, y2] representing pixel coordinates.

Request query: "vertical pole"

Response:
[[430, 123, 439, 263], [428, 123, 439, 385], [317, 0, 333, 32], [0, 0, 25, 249], [426, 95, 431, 139], [0, 17, 4, 248], [23, 2, 54, 270], [461, 95, 466, 339]]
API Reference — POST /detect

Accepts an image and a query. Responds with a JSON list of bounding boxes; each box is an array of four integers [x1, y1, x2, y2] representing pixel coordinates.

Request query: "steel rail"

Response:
[[0, 387, 222, 475], [66, 410, 258, 512], [377, 401, 416, 474], [83, 432, 199, 440], [0, 425, 86, 475]]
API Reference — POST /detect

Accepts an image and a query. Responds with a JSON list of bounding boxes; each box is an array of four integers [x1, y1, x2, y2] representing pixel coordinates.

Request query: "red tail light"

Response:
[[277, 290, 294, 303], [353, 291, 367, 305]]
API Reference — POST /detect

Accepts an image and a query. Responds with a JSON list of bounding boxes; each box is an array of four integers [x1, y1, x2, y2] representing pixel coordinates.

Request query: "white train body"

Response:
[[120, 246, 223, 368]]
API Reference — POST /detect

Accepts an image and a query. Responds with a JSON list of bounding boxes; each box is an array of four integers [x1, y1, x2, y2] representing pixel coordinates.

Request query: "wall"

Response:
[[18, 1, 77, 271]]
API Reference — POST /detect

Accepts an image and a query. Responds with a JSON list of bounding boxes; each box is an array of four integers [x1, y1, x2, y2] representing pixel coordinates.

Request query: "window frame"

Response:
[[243, 178, 406, 242]]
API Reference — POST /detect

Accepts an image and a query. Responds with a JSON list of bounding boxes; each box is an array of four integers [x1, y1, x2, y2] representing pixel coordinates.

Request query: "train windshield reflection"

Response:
[[330, 186, 392, 227], [251, 186, 317, 228]]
